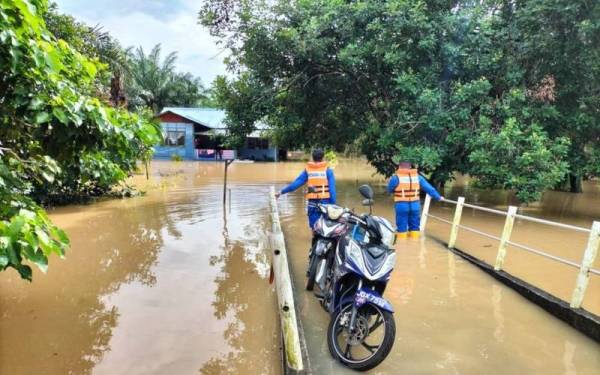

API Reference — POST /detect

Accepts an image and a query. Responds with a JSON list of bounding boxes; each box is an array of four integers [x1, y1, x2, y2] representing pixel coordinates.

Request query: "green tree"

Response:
[[200, 0, 598, 201], [0, 0, 159, 279], [44, 3, 129, 106], [511, 0, 600, 192], [126, 44, 207, 112]]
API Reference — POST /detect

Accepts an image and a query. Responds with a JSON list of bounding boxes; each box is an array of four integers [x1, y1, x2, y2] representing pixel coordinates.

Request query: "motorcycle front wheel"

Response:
[[327, 303, 395, 371]]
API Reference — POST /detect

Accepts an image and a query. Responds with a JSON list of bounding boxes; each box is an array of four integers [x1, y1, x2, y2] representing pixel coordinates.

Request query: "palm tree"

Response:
[[126, 44, 179, 112], [126, 44, 208, 112]]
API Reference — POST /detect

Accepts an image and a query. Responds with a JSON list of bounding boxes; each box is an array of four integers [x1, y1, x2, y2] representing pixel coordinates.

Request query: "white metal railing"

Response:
[[421, 195, 600, 309]]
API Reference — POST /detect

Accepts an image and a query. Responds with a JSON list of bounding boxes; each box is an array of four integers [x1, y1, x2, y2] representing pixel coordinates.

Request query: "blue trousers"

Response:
[[395, 201, 421, 233], [307, 198, 332, 229]]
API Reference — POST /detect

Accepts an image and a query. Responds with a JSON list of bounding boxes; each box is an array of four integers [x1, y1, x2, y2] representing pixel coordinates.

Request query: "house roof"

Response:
[[159, 107, 226, 129], [159, 107, 270, 136]]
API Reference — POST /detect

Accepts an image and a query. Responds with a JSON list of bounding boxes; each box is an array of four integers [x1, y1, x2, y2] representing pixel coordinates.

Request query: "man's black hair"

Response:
[[312, 148, 325, 162]]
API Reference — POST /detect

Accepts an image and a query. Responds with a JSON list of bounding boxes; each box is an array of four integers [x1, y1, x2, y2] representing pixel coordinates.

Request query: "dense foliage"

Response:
[[200, 0, 600, 202], [0, 0, 160, 279], [44, 5, 211, 112]]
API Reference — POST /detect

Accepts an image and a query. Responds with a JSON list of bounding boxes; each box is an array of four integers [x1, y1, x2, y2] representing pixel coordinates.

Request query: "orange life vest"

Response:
[[305, 161, 330, 200], [394, 168, 420, 202]]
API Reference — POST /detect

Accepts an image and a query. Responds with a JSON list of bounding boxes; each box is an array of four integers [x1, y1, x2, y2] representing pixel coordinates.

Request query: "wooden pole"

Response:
[[494, 206, 518, 271], [570, 221, 600, 308], [223, 159, 233, 205], [448, 196, 465, 249], [269, 187, 305, 372]]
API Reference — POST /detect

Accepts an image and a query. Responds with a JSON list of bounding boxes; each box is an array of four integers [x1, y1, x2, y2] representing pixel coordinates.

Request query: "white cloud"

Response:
[[54, 0, 229, 85]]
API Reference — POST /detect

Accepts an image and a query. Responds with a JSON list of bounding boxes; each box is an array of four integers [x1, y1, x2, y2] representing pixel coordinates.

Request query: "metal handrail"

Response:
[[429, 213, 586, 266], [505, 240, 581, 269], [422, 195, 600, 309], [514, 213, 591, 233], [428, 210, 598, 272]]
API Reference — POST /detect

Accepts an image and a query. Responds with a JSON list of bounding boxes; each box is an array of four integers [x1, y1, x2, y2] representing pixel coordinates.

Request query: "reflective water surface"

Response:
[[0, 162, 281, 374], [0, 160, 598, 374]]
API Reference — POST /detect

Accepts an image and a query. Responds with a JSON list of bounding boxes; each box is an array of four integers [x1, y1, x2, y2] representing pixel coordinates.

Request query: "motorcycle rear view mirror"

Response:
[[358, 184, 374, 200]]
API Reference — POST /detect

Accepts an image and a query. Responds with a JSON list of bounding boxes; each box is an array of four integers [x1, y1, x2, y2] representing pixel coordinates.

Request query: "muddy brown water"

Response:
[[1, 160, 599, 374]]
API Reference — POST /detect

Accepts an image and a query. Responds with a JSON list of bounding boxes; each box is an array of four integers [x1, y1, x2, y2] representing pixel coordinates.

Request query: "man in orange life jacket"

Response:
[[387, 161, 443, 240], [275, 149, 336, 228]]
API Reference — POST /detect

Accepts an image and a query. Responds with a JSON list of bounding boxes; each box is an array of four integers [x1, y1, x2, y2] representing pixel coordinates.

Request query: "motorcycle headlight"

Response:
[[380, 226, 395, 248], [346, 241, 363, 269], [376, 219, 395, 248], [326, 205, 344, 220]]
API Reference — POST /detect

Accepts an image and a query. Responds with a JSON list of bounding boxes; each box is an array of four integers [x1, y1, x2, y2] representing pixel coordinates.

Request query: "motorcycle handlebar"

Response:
[[314, 202, 367, 225]]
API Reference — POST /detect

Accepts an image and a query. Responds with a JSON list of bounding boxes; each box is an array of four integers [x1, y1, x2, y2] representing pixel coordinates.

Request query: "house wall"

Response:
[[154, 122, 195, 159]]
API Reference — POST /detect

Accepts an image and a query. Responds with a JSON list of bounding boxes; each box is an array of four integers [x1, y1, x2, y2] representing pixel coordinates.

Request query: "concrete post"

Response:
[[494, 206, 518, 271], [421, 194, 432, 233], [269, 187, 305, 372], [448, 197, 465, 249], [570, 221, 600, 309]]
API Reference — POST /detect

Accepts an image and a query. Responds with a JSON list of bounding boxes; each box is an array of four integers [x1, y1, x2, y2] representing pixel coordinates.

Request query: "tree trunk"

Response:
[[569, 173, 583, 193], [110, 71, 127, 107]]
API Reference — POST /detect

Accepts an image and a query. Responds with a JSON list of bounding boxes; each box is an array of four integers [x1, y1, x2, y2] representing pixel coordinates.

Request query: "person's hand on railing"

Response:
[[439, 196, 445, 201], [275, 192, 281, 199]]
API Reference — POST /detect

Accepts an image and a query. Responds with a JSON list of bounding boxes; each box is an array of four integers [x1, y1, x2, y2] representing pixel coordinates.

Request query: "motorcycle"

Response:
[[307, 185, 397, 371], [305, 202, 347, 291]]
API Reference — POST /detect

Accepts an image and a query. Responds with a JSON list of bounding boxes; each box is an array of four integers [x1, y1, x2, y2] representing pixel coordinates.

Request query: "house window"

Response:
[[246, 137, 269, 149], [162, 124, 187, 146], [165, 131, 185, 146]]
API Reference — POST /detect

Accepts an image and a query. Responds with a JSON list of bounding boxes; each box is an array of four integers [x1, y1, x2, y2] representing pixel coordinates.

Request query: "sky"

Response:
[[54, 0, 228, 85]]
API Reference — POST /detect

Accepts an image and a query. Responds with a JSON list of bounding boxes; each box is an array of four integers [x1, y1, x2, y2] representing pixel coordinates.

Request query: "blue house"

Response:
[[154, 107, 284, 161]]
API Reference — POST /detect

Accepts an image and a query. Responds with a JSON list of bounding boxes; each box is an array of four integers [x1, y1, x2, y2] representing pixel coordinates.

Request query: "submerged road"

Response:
[[0, 161, 597, 374], [279, 183, 600, 375]]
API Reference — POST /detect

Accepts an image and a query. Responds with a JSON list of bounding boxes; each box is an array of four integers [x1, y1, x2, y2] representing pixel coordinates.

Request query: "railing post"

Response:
[[421, 194, 432, 233], [448, 197, 465, 249], [570, 221, 600, 308], [494, 206, 518, 271]]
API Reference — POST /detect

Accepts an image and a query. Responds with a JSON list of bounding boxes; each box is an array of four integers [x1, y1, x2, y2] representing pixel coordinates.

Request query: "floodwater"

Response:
[[425, 176, 600, 315], [0, 160, 598, 374], [0, 162, 281, 374]]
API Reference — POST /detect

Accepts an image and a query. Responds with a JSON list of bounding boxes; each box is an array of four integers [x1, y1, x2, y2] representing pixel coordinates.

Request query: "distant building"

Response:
[[154, 107, 285, 161]]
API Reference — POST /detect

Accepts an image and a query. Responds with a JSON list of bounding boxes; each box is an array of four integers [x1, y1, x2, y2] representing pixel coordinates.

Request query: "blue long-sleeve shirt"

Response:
[[280, 168, 337, 204], [387, 174, 442, 201]]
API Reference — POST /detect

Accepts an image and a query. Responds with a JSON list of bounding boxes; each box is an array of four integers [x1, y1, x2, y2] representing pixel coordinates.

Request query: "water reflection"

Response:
[[0, 196, 171, 374], [448, 251, 457, 298], [563, 340, 576, 375], [0, 166, 280, 375], [492, 284, 504, 343], [197, 184, 278, 374]]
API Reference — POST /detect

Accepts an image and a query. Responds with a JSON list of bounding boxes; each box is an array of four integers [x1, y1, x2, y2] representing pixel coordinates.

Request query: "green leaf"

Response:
[[0, 254, 8, 269], [41, 171, 55, 183], [52, 108, 68, 124], [35, 111, 51, 124]]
